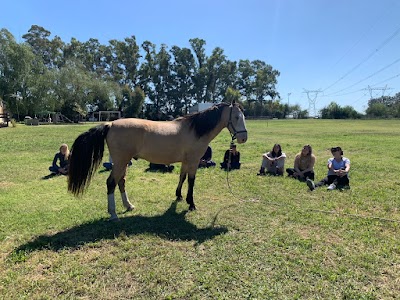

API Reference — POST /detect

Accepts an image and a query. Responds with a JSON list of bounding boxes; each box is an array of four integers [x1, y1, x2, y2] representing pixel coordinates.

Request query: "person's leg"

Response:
[[258, 157, 268, 175], [206, 161, 216, 167], [286, 168, 295, 177], [275, 159, 285, 176], [304, 171, 315, 180], [49, 166, 59, 174], [230, 162, 241, 170], [103, 162, 113, 170], [314, 176, 330, 187], [336, 175, 350, 188]]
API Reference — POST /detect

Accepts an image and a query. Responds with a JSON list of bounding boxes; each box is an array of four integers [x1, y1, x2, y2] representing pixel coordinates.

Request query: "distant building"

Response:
[[188, 102, 214, 114]]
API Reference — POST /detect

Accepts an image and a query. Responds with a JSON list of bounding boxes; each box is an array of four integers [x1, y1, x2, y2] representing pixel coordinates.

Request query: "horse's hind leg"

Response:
[[106, 173, 119, 221], [106, 164, 133, 221], [117, 175, 134, 212]]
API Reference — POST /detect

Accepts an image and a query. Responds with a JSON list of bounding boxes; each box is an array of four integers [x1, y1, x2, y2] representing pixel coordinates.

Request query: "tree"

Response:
[[121, 86, 145, 118], [320, 102, 361, 119], [107, 36, 141, 87], [22, 25, 64, 69], [170, 46, 195, 115], [365, 102, 389, 118], [0, 29, 36, 119]]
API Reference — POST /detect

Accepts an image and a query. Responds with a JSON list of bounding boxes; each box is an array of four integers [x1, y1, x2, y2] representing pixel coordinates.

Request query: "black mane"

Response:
[[180, 103, 229, 138]]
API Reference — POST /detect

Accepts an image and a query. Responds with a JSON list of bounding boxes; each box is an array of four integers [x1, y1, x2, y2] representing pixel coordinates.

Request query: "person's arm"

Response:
[[262, 152, 274, 161], [276, 152, 286, 162], [52, 153, 59, 168], [293, 155, 302, 174], [224, 150, 229, 163], [302, 155, 315, 173], [338, 159, 350, 176]]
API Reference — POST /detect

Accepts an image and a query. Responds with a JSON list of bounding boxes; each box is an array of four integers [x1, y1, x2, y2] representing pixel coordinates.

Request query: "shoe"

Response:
[[257, 168, 265, 176], [327, 183, 336, 190], [306, 179, 315, 191]]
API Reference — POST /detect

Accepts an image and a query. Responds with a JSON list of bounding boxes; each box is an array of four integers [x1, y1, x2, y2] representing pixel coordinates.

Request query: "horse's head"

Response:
[[227, 103, 248, 144]]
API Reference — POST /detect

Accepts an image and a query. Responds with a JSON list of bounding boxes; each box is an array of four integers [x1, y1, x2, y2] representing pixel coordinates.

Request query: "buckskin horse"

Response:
[[68, 101, 248, 220]]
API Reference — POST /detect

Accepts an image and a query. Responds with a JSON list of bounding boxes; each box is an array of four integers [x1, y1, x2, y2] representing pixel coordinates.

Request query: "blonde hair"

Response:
[[60, 144, 70, 160]]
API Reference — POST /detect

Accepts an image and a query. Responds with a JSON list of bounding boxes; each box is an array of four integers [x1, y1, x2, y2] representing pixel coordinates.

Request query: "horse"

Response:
[[67, 101, 248, 221]]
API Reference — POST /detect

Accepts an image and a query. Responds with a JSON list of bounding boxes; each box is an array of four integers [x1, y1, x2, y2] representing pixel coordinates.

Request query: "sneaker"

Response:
[[327, 183, 336, 190], [306, 179, 315, 191]]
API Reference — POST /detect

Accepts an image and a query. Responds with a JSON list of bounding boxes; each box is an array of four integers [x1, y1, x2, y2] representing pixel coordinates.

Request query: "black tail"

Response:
[[68, 123, 110, 196]]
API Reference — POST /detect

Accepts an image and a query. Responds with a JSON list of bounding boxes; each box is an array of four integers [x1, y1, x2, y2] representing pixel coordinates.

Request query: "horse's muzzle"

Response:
[[236, 131, 248, 144]]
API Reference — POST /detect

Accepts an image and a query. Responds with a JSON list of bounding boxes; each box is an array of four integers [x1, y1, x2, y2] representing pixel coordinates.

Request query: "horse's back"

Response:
[[106, 118, 196, 164]]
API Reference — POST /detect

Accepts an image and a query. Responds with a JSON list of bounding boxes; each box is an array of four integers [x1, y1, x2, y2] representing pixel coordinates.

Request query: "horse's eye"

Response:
[[236, 116, 240, 121]]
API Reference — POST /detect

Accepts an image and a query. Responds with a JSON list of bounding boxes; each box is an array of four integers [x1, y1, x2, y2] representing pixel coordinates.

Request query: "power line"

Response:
[[324, 56, 400, 97], [321, 24, 400, 93]]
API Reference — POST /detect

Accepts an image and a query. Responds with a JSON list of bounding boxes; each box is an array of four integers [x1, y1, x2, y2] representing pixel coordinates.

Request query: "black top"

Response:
[[201, 146, 212, 161], [52, 152, 69, 169], [223, 150, 240, 165]]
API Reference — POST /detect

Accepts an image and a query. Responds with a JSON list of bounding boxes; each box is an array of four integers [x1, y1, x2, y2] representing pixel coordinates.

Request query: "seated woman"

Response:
[[257, 144, 286, 176], [49, 143, 70, 175], [306, 146, 350, 191], [286, 144, 315, 181], [198, 145, 216, 168], [220, 143, 241, 170]]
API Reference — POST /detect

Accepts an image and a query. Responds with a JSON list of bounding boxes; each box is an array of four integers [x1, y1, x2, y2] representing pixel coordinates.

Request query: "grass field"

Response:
[[0, 119, 399, 299]]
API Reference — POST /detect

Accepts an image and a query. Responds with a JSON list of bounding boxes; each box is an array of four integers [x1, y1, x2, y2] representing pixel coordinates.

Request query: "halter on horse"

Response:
[[68, 102, 248, 221]]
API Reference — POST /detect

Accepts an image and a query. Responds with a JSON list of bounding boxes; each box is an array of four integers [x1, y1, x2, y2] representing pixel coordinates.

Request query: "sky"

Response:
[[2, 0, 400, 114]]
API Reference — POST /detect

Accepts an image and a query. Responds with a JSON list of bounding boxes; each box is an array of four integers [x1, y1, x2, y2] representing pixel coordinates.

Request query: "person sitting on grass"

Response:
[[286, 144, 315, 181], [306, 146, 350, 191], [198, 145, 216, 168], [49, 143, 70, 175], [220, 143, 241, 171], [257, 143, 286, 176]]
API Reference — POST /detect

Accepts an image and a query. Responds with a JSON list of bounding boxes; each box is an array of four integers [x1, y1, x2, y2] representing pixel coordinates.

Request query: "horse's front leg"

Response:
[[175, 170, 187, 201], [185, 165, 198, 211], [186, 174, 196, 211]]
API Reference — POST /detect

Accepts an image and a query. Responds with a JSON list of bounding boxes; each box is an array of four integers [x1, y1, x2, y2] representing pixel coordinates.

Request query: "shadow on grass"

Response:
[[12, 201, 228, 257]]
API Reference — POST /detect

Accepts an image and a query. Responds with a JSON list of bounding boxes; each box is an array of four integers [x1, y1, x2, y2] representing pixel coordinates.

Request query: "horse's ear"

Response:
[[231, 99, 236, 105]]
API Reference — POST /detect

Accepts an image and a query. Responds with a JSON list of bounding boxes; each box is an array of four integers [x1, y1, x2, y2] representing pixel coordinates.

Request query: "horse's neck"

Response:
[[205, 112, 229, 142]]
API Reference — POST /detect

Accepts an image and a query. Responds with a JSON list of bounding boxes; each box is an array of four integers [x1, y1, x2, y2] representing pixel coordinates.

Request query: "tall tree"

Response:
[[22, 25, 64, 69], [170, 46, 195, 115], [107, 36, 141, 87], [0, 29, 36, 119], [189, 38, 208, 103]]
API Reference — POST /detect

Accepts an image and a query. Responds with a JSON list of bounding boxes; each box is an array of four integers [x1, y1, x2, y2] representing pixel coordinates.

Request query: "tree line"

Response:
[[1, 25, 398, 121], [0, 25, 285, 121]]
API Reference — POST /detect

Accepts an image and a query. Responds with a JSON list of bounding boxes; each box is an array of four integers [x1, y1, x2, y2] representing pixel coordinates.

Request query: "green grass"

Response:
[[0, 119, 399, 299]]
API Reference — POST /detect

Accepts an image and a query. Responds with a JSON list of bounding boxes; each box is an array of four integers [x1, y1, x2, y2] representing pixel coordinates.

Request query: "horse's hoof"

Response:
[[125, 205, 135, 212], [176, 196, 183, 201], [189, 205, 196, 211], [108, 216, 120, 222]]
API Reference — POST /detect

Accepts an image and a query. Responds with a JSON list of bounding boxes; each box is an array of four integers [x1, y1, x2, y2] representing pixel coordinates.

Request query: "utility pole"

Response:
[[303, 89, 321, 117], [363, 85, 392, 99], [287, 92, 291, 106]]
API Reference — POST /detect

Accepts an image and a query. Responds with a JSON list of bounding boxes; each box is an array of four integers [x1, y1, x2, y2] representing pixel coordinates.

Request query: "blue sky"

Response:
[[2, 0, 400, 113]]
